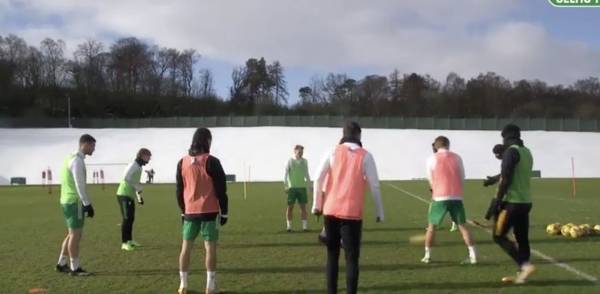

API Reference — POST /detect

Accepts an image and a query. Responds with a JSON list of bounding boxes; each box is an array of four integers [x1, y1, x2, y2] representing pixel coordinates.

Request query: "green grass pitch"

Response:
[[1, 179, 600, 293]]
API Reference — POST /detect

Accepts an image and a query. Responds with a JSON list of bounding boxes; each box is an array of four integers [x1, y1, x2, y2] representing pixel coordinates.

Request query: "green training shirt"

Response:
[[285, 158, 309, 188], [505, 145, 533, 203]]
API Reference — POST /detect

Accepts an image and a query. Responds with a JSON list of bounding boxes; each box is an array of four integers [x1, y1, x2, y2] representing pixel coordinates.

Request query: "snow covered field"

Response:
[[0, 127, 597, 185]]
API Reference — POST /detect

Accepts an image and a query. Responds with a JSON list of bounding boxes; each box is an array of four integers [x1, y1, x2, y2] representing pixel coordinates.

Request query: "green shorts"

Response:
[[287, 188, 308, 205], [182, 219, 219, 241], [61, 203, 84, 229], [428, 200, 466, 226]]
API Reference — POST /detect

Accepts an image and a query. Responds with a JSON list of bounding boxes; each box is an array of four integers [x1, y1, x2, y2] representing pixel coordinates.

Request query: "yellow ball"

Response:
[[546, 223, 561, 235], [561, 225, 572, 237], [569, 227, 583, 239], [578, 225, 589, 235], [594, 224, 600, 233]]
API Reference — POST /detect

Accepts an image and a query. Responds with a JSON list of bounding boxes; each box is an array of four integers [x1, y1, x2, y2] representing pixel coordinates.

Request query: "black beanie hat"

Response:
[[501, 124, 521, 139]]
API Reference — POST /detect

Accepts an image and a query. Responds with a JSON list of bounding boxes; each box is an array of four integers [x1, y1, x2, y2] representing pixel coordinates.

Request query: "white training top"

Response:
[[122, 161, 143, 193], [68, 151, 91, 206]]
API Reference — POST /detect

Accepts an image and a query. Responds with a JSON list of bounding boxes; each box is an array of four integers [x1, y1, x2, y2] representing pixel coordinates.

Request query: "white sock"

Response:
[[302, 219, 308, 230], [179, 271, 188, 289], [286, 220, 292, 230], [424, 247, 431, 258], [57, 255, 68, 266], [70, 257, 79, 271], [521, 262, 532, 270], [206, 271, 216, 290], [468, 246, 477, 258]]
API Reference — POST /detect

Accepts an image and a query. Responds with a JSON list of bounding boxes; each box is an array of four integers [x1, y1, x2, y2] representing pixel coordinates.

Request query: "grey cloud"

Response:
[[2, 0, 599, 85]]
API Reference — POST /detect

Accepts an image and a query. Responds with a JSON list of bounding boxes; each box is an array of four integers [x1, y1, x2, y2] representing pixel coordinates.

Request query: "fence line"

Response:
[[1, 116, 599, 132]]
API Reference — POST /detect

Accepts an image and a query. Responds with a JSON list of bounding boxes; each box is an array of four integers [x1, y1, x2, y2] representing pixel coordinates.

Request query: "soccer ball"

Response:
[[546, 223, 561, 235], [561, 224, 572, 237], [579, 224, 592, 236], [569, 226, 583, 239]]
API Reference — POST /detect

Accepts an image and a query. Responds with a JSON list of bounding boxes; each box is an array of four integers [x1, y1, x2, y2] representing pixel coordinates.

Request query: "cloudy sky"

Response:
[[1, 0, 599, 103]]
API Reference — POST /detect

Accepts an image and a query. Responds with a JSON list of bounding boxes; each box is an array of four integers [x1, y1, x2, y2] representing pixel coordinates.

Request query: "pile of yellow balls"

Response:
[[546, 223, 600, 239]]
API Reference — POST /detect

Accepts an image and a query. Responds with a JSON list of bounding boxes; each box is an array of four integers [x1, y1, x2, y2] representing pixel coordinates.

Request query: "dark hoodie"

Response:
[[496, 137, 524, 201]]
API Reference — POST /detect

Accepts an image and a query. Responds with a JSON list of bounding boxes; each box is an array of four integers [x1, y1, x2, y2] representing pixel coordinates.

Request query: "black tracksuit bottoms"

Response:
[[324, 215, 362, 294], [493, 202, 532, 267], [117, 196, 135, 243]]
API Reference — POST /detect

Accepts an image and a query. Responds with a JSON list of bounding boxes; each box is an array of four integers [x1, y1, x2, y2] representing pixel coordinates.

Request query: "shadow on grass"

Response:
[[226, 239, 475, 248], [92, 263, 444, 277], [221, 261, 498, 275], [228, 229, 321, 236], [224, 238, 507, 248], [231, 279, 595, 293], [94, 268, 178, 277], [135, 245, 181, 251], [414, 236, 600, 247], [224, 242, 319, 249], [363, 226, 427, 232]]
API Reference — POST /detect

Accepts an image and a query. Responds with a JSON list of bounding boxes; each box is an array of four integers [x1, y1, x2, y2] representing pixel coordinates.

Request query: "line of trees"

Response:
[[1, 33, 600, 118], [297, 71, 600, 118]]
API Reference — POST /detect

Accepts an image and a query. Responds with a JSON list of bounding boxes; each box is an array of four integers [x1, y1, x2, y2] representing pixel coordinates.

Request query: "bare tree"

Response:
[[198, 68, 216, 98], [388, 69, 402, 102], [308, 75, 326, 104], [72, 39, 106, 93], [147, 46, 171, 96], [179, 49, 199, 97], [22, 46, 43, 88], [40, 38, 66, 87], [443, 72, 466, 96], [109, 37, 152, 95], [230, 66, 248, 104], [573, 77, 600, 96], [1, 35, 28, 86]]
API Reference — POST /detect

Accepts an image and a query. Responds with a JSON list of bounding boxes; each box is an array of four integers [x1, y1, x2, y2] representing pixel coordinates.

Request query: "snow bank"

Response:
[[0, 127, 597, 185]]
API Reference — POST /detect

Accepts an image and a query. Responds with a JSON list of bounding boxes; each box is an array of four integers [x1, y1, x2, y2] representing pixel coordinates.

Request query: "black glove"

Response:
[[483, 175, 499, 187], [180, 213, 185, 224], [83, 204, 95, 218], [220, 215, 228, 226]]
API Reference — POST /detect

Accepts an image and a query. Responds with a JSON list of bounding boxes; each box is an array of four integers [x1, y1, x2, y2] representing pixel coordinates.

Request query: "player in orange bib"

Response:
[[312, 121, 384, 294]]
